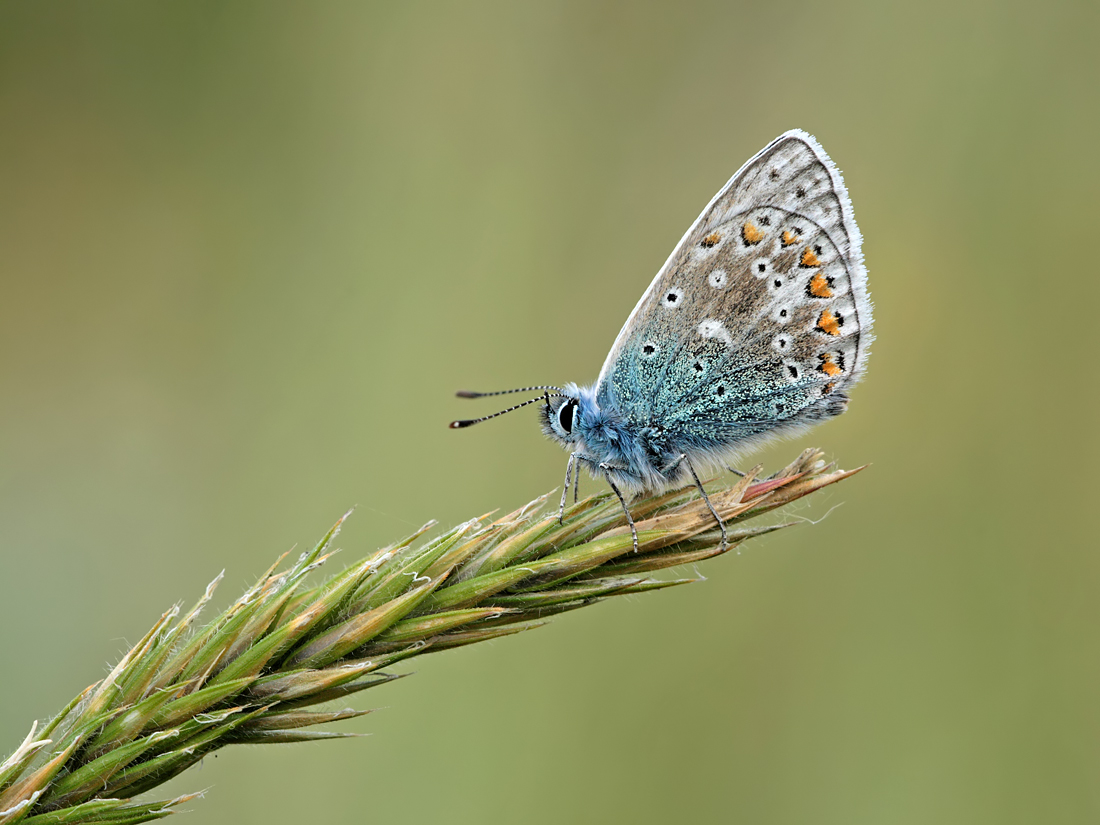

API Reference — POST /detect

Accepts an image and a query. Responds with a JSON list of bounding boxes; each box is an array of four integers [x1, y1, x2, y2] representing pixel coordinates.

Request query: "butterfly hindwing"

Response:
[[596, 130, 872, 451]]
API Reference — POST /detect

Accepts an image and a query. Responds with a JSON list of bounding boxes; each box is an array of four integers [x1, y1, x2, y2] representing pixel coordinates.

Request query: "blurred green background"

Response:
[[1, 2, 1097, 823]]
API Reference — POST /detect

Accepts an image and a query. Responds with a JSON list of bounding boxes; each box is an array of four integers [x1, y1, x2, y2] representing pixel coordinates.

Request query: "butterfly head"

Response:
[[539, 383, 605, 451], [540, 393, 580, 445]]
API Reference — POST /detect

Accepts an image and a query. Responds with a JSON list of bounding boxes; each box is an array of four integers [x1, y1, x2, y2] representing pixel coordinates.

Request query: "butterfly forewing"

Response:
[[597, 130, 872, 445]]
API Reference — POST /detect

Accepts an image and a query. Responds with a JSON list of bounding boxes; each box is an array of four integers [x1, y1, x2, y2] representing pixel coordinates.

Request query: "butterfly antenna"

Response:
[[455, 386, 565, 399], [449, 393, 564, 429]]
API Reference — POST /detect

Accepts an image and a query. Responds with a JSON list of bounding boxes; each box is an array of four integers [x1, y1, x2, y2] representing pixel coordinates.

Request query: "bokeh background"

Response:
[[2, 2, 1098, 823]]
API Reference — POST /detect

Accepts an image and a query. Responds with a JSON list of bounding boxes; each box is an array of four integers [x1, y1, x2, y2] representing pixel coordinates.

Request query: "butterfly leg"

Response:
[[687, 456, 728, 550], [599, 462, 639, 553], [725, 464, 782, 482], [557, 452, 578, 525]]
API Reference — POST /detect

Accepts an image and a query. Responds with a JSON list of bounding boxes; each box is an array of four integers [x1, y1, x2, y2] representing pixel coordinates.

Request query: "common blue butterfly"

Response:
[[452, 130, 872, 551]]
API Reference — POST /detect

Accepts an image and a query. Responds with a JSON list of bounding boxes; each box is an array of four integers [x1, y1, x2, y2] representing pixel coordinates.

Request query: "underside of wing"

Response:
[[596, 130, 872, 438]]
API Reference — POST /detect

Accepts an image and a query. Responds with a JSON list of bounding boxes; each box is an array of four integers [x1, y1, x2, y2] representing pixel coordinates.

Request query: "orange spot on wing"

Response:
[[701, 232, 721, 248], [809, 271, 834, 298], [800, 247, 822, 268], [741, 222, 764, 245], [816, 309, 841, 336], [781, 230, 798, 246], [822, 381, 836, 394], [818, 353, 842, 376]]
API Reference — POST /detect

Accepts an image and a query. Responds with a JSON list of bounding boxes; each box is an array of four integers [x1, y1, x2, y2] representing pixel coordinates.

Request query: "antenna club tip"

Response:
[[449, 420, 469, 429], [455, 390, 480, 398]]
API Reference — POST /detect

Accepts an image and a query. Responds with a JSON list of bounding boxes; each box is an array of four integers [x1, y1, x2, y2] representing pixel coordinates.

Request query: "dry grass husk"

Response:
[[0, 449, 862, 824]]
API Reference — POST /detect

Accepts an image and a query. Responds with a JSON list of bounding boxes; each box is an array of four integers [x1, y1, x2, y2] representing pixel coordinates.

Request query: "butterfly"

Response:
[[451, 130, 872, 551]]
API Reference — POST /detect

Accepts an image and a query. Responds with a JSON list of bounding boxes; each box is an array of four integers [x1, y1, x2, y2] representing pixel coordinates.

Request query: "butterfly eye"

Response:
[[558, 399, 577, 433]]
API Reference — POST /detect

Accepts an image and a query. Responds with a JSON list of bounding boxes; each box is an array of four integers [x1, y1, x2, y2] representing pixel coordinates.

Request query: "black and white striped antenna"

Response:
[[449, 386, 566, 429]]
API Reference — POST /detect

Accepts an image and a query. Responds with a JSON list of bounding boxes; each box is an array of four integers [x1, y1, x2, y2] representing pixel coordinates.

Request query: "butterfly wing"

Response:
[[595, 130, 872, 452]]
